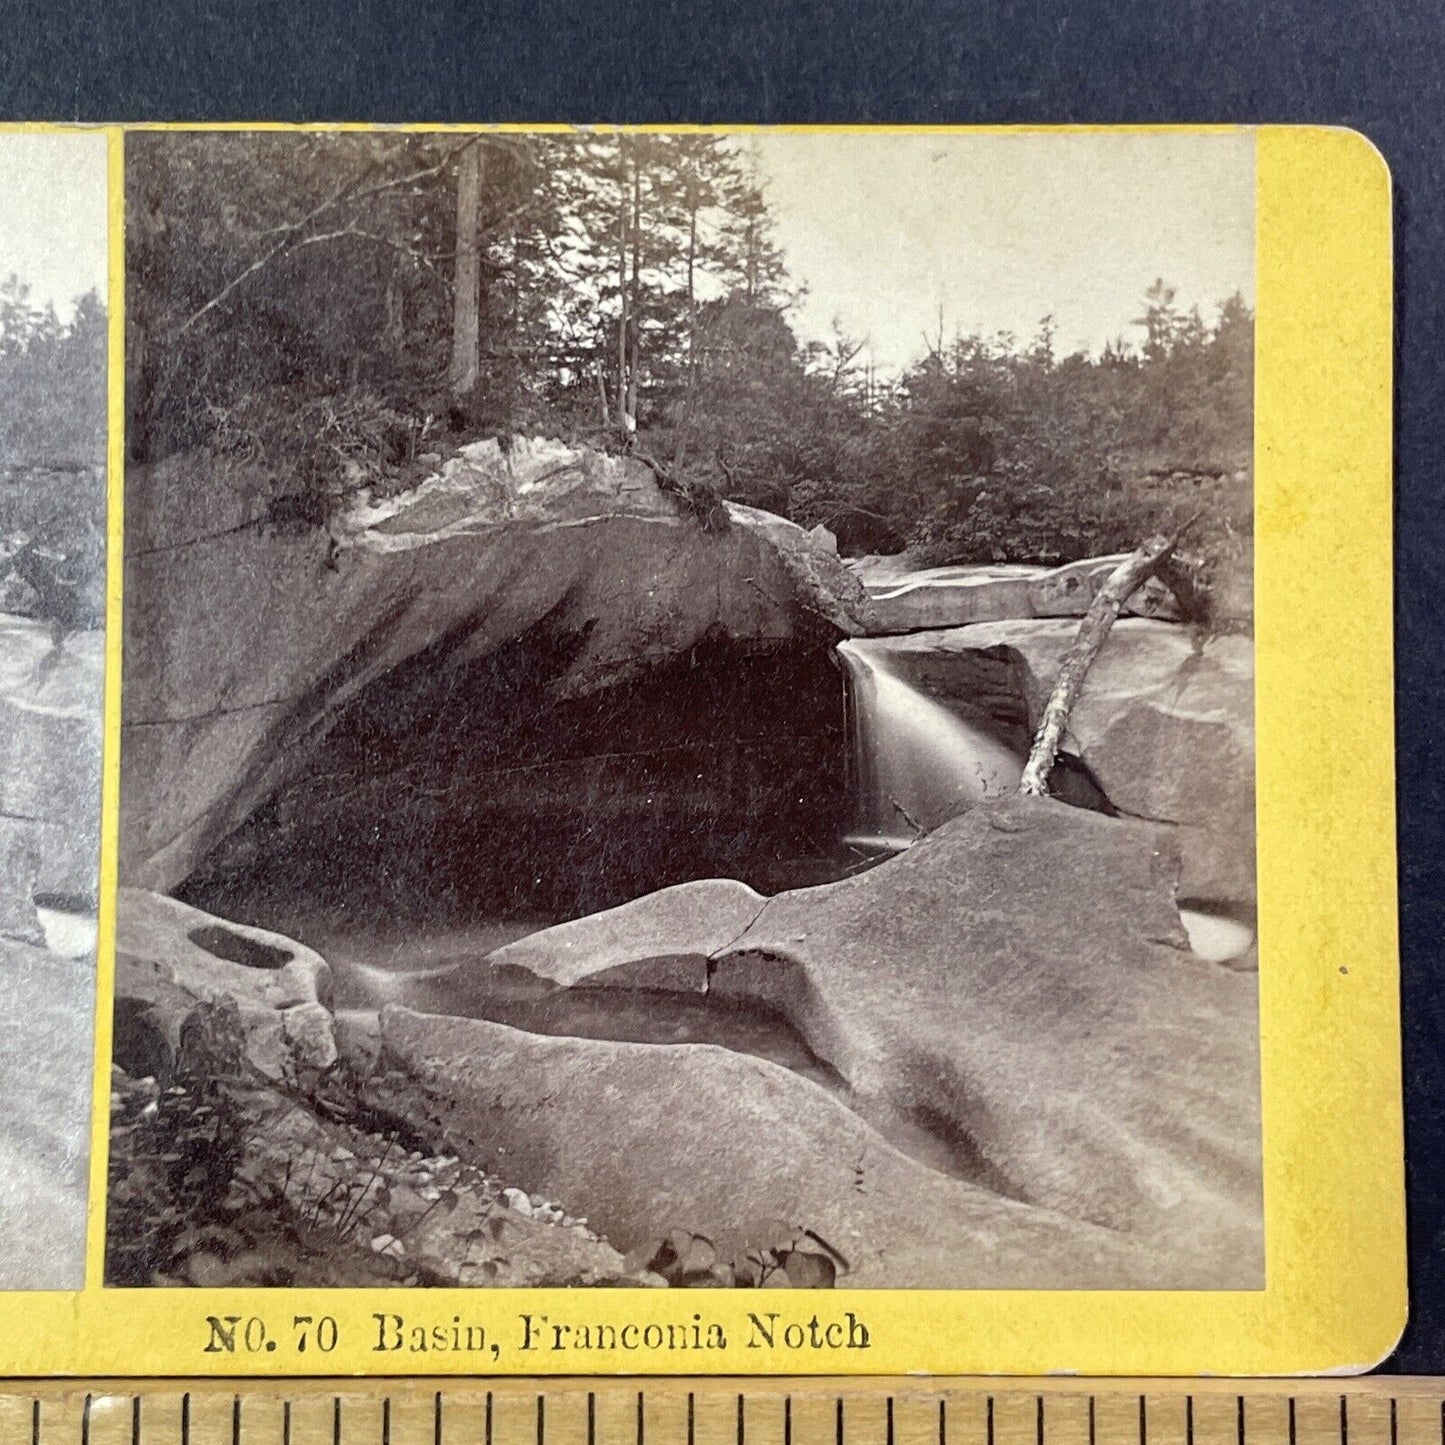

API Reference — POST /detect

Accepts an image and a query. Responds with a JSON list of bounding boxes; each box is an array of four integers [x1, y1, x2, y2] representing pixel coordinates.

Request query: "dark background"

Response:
[[2, 0, 1441, 1370]]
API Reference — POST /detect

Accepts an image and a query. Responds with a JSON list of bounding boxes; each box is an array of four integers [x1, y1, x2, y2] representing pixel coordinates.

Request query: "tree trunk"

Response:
[[625, 160, 641, 430], [382, 270, 405, 359], [595, 356, 611, 428], [449, 143, 483, 398], [616, 140, 630, 435], [1018, 528, 1192, 797]]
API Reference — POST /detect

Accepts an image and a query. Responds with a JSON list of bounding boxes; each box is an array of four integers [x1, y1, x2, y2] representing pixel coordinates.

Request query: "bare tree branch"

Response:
[[174, 137, 485, 338]]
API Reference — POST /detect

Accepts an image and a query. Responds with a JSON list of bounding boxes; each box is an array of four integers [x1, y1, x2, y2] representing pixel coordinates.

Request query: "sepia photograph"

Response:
[[0, 129, 108, 1290], [109, 128, 1260, 1292]]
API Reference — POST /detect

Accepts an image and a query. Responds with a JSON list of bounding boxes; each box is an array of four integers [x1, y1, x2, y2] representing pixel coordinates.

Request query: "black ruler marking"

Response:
[[131, 1396, 141, 1445], [232, 1393, 242, 1445], [30, 1399, 38, 1445], [736, 1393, 744, 1445], [1290, 1398, 1298, 1445], [835, 1397, 844, 1445], [333, 1395, 342, 1445], [1036, 1396, 1044, 1445], [538, 1394, 547, 1445], [1341, 1395, 1349, 1445], [1392, 1398, 1398, 1445], [1237, 1396, 1245, 1445], [1139, 1395, 1147, 1445], [1088, 1397, 1096, 1445], [434, 1391, 442, 1445], [939, 1399, 947, 1445], [382, 1397, 391, 1445], [641, 1391, 648, 1445], [1187, 1396, 1195, 1445], [283, 1400, 292, 1445], [988, 1396, 995, 1445], [181, 1393, 191, 1445], [887, 1396, 895, 1445], [486, 1392, 493, 1445], [784, 1397, 792, 1445], [586, 1393, 594, 1445], [687, 1394, 694, 1445], [80, 1395, 91, 1445]]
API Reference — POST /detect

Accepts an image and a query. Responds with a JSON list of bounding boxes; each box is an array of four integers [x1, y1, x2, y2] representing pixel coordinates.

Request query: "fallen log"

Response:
[[1019, 521, 1198, 798]]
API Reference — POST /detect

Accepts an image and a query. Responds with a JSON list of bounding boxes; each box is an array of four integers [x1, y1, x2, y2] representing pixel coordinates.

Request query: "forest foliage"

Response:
[[0, 276, 106, 468], [127, 132, 1253, 574], [0, 277, 107, 627]]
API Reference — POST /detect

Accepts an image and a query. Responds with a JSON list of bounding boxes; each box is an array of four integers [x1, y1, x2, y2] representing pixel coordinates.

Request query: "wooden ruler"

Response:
[[0, 1379, 1439, 1445]]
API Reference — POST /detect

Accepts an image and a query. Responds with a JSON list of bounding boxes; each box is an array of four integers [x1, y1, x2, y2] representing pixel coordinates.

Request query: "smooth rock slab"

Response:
[[0, 938, 94, 1288], [366, 1007, 1193, 1289], [478, 878, 766, 993], [115, 888, 335, 1081], [712, 799, 1261, 1254], [0, 615, 103, 915], [852, 556, 1179, 633], [463, 798, 1263, 1282]]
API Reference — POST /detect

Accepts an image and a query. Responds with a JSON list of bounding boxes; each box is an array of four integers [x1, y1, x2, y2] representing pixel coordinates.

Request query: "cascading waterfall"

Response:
[[836, 638, 1024, 851]]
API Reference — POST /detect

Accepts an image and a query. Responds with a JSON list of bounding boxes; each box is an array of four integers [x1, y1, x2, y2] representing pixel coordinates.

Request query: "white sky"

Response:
[[0, 131, 109, 319], [750, 130, 1255, 373]]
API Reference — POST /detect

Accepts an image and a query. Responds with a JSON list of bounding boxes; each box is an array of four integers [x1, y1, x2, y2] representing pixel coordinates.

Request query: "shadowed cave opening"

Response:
[[178, 624, 858, 945]]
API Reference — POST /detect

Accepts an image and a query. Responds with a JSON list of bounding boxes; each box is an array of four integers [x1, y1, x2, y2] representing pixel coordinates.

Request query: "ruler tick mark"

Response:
[[333, 1395, 342, 1445], [1391, 1399, 1398, 1445], [1290, 1399, 1297, 1445], [131, 1396, 141, 1445], [1089, 1398, 1096, 1445], [283, 1401, 291, 1445], [887, 1397, 895, 1445], [81, 1395, 92, 1445], [1140, 1395, 1147, 1445], [939, 1399, 946, 1445], [1237, 1397, 1245, 1445], [1037, 1396, 1044, 1445], [1341, 1396, 1349, 1445], [737, 1393, 745, 1445], [687, 1395, 694, 1445], [1187, 1398, 1194, 1445], [988, 1396, 996, 1445], [383, 1398, 392, 1445], [233, 1394, 242, 1445], [836, 1397, 844, 1445], [785, 1397, 793, 1445], [434, 1391, 442, 1445], [538, 1394, 546, 1445], [182, 1393, 191, 1445], [587, 1394, 594, 1445], [486, 1392, 494, 1445], [30, 1399, 38, 1445], [641, 1391, 648, 1445]]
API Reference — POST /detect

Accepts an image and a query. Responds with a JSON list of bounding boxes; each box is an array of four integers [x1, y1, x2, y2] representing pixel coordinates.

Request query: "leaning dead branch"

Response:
[[1019, 516, 1200, 798]]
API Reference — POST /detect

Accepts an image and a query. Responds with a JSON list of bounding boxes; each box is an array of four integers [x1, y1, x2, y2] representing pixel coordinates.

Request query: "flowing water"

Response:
[[836, 638, 1024, 849]]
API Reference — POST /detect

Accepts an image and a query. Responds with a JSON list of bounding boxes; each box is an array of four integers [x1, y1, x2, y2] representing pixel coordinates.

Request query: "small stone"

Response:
[[370, 1233, 396, 1253], [502, 1187, 533, 1216], [419, 1186, 441, 1202], [331, 1146, 355, 1162]]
